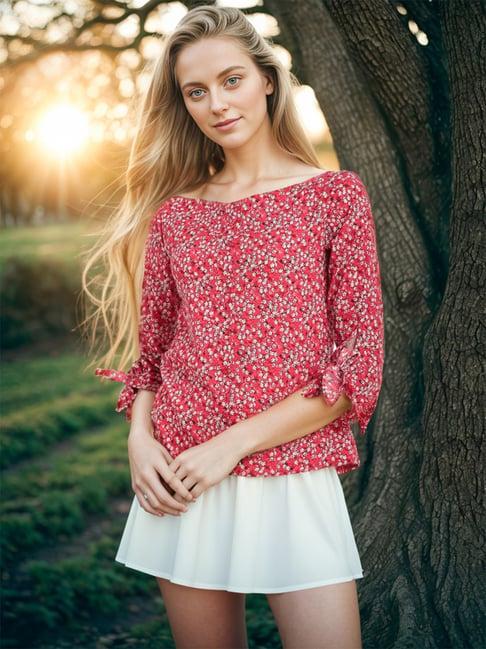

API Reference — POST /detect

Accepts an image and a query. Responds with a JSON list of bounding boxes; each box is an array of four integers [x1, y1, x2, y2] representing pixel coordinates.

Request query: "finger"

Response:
[[157, 475, 191, 511], [137, 485, 186, 517], [173, 477, 199, 503], [157, 472, 184, 501], [159, 464, 195, 504], [174, 484, 205, 505], [159, 476, 175, 496], [168, 458, 178, 473], [187, 482, 204, 499], [146, 469, 189, 512], [135, 488, 165, 517], [151, 477, 190, 512]]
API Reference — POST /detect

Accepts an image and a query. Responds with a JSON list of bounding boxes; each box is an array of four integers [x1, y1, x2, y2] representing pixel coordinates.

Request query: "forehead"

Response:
[[175, 37, 253, 84]]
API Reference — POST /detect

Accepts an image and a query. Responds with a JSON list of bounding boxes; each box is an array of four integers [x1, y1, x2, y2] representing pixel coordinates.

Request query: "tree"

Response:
[[261, 1, 484, 646]]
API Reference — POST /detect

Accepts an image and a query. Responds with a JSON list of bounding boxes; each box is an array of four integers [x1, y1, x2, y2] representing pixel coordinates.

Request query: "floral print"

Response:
[[96, 170, 384, 477]]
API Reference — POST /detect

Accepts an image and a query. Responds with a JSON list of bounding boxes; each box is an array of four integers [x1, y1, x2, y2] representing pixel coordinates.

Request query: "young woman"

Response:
[[84, 5, 384, 648]]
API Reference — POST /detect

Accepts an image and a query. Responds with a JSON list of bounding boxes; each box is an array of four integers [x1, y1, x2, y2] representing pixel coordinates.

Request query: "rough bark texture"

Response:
[[421, 2, 486, 646], [263, 1, 485, 647]]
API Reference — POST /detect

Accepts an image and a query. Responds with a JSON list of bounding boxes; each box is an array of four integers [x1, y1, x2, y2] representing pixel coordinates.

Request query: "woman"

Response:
[[84, 5, 384, 648]]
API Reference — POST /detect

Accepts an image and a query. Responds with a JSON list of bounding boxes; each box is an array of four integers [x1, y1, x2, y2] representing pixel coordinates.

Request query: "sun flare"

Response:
[[35, 104, 90, 157]]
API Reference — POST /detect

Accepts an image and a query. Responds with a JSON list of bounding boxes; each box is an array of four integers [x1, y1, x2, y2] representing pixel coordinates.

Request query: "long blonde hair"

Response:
[[81, 3, 321, 373]]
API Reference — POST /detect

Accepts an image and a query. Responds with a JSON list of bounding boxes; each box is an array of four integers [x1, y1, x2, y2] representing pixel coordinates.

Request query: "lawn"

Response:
[[1, 350, 281, 648], [0, 222, 88, 269]]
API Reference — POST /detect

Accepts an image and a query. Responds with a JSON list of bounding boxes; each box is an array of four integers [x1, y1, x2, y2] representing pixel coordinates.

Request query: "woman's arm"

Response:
[[95, 205, 180, 423], [128, 389, 156, 439], [220, 388, 352, 458], [96, 207, 195, 512], [298, 171, 385, 436]]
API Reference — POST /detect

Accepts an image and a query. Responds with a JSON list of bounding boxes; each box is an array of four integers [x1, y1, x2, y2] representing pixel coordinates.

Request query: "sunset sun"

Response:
[[35, 104, 90, 157]]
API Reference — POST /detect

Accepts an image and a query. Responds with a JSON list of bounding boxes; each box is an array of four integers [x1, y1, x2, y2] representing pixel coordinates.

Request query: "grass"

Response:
[[1, 347, 281, 648], [0, 222, 89, 269]]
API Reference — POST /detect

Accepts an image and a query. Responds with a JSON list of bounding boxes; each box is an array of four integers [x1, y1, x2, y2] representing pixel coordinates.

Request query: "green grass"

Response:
[[0, 221, 90, 268], [1, 421, 129, 563], [1, 353, 122, 467], [1, 353, 97, 413], [1, 348, 282, 648]]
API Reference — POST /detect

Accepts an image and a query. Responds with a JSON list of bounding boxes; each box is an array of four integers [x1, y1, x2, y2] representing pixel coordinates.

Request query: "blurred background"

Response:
[[1, 0, 338, 350], [1, 2, 337, 647]]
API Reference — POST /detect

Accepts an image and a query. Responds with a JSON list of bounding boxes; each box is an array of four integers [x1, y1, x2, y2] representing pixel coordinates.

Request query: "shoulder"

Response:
[[149, 197, 176, 228], [142, 199, 176, 248], [318, 171, 374, 238], [322, 169, 368, 196], [320, 170, 371, 215]]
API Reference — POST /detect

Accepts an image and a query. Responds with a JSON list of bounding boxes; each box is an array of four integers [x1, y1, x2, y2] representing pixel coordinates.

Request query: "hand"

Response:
[[167, 429, 244, 503], [127, 427, 196, 517]]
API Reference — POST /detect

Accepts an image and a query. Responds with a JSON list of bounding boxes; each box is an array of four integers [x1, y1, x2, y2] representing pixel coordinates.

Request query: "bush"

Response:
[[0, 256, 81, 349]]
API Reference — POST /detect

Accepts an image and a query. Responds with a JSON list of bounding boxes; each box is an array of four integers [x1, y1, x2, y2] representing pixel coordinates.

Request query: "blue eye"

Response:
[[188, 76, 241, 99]]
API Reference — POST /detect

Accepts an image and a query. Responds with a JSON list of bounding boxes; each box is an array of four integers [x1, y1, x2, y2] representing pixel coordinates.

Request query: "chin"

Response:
[[219, 138, 249, 151]]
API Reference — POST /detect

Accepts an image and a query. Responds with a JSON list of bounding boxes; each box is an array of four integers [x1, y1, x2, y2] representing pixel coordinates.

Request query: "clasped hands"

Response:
[[128, 423, 246, 518]]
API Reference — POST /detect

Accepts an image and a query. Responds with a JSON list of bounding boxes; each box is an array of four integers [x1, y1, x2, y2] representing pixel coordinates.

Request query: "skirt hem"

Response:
[[114, 557, 364, 594]]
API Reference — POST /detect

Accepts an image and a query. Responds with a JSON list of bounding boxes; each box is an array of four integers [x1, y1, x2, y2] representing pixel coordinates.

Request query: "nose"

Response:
[[209, 88, 229, 114]]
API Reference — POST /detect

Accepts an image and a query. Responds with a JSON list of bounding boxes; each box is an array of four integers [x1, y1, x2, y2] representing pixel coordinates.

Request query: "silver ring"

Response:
[[143, 492, 149, 500]]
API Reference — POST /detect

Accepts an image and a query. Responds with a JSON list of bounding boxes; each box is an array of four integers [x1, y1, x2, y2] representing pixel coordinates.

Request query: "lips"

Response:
[[214, 117, 240, 127]]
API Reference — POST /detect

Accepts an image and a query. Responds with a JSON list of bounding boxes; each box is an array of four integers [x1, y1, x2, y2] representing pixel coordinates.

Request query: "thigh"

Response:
[[266, 579, 362, 649], [156, 577, 248, 649]]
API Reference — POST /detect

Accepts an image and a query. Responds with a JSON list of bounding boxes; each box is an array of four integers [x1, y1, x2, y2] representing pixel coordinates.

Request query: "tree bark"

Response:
[[264, 1, 485, 646], [420, 2, 486, 647]]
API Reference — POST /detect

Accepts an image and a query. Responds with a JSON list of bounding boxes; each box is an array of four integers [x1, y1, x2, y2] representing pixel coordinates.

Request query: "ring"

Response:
[[143, 492, 149, 500]]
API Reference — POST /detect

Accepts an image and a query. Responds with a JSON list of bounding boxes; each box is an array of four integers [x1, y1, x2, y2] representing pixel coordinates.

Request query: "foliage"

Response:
[[1, 351, 281, 648], [0, 255, 81, 348]]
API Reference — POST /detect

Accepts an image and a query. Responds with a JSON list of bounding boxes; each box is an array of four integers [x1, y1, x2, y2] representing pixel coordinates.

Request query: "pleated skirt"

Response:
[[114, 465, 364, 594]]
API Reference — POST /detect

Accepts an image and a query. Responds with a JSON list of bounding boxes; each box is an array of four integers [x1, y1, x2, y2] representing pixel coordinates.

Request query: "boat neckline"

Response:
[[170, 169, 335, 206]]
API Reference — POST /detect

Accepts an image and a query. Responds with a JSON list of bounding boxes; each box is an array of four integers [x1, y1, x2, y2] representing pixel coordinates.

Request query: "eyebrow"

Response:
[[181, 65, 246, 91]]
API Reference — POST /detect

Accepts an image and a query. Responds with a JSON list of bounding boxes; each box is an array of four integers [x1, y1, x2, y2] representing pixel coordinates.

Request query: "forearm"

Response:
[[222, 387, 352, 458], [129, 389, 156, 438]]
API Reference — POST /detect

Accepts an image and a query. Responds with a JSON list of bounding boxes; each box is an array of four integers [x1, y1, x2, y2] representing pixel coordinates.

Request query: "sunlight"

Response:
[[35, 104, 90, 157]]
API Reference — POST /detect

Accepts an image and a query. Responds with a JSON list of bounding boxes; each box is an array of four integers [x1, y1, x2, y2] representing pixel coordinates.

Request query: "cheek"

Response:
[[241, 81, 267, 110], [185, 101, 204, 124]]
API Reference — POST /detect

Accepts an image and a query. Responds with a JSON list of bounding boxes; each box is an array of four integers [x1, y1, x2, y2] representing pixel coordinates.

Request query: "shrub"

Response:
[[0, 256, 81, 349]]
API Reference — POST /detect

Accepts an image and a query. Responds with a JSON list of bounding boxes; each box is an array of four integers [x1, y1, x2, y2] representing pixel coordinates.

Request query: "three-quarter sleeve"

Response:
[[95, 207, 180, 422], [300, 171, 384, 435]]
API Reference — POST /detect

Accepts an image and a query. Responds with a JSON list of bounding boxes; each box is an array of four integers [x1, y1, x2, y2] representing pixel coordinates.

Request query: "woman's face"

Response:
[[175, 36, 274, 149]]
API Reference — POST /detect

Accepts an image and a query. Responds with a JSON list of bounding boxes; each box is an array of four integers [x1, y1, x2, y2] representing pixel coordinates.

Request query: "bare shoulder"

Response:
[[175, 182, 207, 200], [294, 165, 331, 177], [176, 165, 333, 201], [278, 165, 333, 183], [210, 165, 332, 187]]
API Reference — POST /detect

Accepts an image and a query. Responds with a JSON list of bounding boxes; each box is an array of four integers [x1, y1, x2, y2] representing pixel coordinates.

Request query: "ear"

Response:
[[264, 74, 274, 95]]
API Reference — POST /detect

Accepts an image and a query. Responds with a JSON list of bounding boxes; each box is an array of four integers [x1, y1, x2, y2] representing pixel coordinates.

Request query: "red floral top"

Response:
[[96, 170, 384, 477]]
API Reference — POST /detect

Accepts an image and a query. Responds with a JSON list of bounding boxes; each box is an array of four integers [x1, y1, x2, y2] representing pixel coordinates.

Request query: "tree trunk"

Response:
[[421, 2, 485, 647], [265, 0, 485, 646]]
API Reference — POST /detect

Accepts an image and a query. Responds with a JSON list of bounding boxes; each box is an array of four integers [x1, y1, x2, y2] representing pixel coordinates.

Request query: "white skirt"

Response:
[[115, 466, 364, 594]]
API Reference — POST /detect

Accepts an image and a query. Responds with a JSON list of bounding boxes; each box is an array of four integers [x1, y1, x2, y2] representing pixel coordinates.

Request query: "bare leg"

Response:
[[266, 579, 362, 649], [156, 577, 248, 649]]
